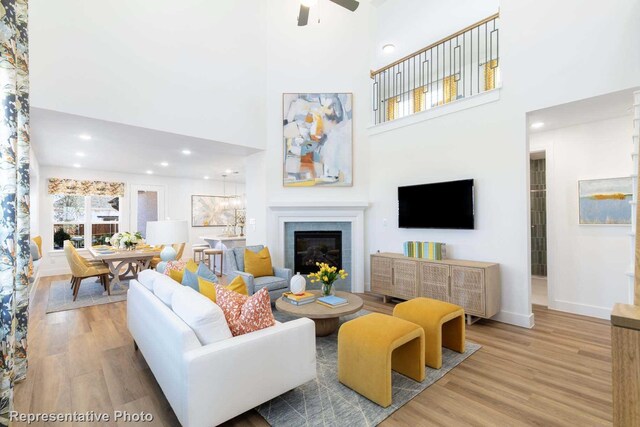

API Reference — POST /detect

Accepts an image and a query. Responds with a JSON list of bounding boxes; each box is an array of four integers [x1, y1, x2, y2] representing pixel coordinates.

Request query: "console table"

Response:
[[370, 253, 500, 324]]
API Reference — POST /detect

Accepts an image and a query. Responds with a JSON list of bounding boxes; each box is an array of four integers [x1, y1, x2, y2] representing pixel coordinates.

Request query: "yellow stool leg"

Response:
[[392, 332, 425, 382], [442, 313, 466, 353]]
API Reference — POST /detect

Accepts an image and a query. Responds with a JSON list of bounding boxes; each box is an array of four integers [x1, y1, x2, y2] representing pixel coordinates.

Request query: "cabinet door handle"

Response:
[[448, 275, 451, 297], [391, 267, 395, 286]]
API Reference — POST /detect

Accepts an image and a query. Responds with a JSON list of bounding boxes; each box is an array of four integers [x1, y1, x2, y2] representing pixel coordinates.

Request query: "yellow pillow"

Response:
[[198, 275, 248, 303], [167, 259, 198, 283], [244, 247, 274, 278], [32, 236, 42, 257]]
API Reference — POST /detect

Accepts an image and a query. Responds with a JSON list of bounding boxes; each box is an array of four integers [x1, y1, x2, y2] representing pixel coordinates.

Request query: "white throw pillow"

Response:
[[137, 269, 161, 291], [171, 286, 232, 345], [153, 274, 181, 307]]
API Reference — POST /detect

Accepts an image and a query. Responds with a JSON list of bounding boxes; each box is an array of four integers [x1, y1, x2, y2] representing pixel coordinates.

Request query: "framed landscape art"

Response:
[[578, 177, 632, 225], [191, 195, 236, 227], [283, 93, 353, 187]]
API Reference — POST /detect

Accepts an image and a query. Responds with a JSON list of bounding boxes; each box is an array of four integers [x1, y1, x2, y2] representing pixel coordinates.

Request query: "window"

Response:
[[52, 195, 121, 250]]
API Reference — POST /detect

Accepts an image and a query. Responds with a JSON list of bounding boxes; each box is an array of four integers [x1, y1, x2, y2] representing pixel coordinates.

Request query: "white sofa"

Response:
[[127, 270, 317, 427]]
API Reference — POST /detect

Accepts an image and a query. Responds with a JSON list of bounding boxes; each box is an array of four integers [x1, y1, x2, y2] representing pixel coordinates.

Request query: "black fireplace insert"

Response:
[[294, 230, 342, 274]]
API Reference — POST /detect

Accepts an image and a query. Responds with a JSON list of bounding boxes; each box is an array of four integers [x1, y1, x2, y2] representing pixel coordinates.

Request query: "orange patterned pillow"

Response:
[[214, 286, 275, 336]]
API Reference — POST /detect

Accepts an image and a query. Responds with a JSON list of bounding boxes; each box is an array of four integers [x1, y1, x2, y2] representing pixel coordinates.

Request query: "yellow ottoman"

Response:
[[338, 313, 425, 407], [393, 298, 465, 369]]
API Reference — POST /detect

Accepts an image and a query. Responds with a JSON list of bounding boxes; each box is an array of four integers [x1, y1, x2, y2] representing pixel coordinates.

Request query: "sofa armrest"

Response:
[[274, 267, 292, 283], [182, 318, 316, 427]]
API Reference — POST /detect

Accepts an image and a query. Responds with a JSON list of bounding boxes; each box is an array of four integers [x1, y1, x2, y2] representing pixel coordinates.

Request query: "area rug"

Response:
[[257, 310, 480, 426], [46, 279, 129, 313]]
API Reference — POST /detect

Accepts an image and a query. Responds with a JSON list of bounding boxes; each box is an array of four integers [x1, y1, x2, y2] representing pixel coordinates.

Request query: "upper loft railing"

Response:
[[371, 13, 500, 125]]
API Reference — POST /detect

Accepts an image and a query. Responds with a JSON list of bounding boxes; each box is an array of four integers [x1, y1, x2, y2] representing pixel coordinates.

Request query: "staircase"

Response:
[[629, 90, 640, 303]]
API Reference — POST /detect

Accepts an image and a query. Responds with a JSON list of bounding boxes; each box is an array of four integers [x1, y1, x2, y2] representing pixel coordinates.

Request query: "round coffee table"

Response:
[[275, 290, 364, 336]]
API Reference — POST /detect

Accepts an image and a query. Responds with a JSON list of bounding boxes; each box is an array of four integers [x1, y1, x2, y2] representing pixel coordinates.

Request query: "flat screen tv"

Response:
[[398, 179, 475, 229]]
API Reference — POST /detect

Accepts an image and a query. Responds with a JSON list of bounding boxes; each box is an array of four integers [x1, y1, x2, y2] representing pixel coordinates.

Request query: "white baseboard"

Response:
[[39, 266, 71, 277], [491, 310, 535, 328], [548, 299, 611, 320]]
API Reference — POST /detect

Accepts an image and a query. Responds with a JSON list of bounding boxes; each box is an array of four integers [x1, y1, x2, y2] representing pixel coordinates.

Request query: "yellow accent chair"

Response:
[[150, 243, 185, 270], [338, 313, 425, 407], [393, 297, 465, 369], [63, 241, 111, 301]]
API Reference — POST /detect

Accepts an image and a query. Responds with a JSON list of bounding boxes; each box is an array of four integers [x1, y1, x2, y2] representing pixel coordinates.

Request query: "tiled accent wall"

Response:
[[284, 222, 352, 291], [530, 158, 547, 276]]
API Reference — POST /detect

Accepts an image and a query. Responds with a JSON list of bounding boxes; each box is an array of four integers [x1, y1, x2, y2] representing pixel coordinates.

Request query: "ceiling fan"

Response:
[[298, 0, 360, 26]]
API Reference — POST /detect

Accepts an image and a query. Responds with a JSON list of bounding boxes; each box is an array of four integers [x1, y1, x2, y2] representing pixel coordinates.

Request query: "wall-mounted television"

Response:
[[398, 179, 475, 229]]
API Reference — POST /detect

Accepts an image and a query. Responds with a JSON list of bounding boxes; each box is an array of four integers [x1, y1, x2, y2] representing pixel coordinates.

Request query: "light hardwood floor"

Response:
[[15, 275, 613, 426]]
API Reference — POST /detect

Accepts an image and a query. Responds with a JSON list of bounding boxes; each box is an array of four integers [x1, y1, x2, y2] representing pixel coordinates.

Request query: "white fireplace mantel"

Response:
[[267, 201, 368, 293]]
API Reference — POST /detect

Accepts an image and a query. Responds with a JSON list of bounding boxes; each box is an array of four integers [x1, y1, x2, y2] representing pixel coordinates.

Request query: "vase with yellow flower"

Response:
[[308, 262, 348, 297]]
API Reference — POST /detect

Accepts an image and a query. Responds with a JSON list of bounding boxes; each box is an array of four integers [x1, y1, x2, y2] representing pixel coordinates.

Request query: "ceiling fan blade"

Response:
[[329, 0, 359, 12], [298, 5, 310, 26]]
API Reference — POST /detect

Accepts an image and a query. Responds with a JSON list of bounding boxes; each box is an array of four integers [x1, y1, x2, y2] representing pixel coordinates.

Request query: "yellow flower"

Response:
[[322, 276, 328, 281], [339, 269, 345, 275]]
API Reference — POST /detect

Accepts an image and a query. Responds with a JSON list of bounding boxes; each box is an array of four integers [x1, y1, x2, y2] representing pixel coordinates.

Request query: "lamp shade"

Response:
[[145, 220, 189, 245]]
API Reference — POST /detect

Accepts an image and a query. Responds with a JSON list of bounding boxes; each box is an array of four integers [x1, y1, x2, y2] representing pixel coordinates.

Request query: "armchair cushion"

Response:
[[233, 245, 264, 273], [254, 276, 288, 293], [244, 247, 274, 278]]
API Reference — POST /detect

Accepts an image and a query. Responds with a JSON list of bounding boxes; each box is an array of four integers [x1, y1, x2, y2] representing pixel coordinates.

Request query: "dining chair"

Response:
[[64, 241, 111, 301]]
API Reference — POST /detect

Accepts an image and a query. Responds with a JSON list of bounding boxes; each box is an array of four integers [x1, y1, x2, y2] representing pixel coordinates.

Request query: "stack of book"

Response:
[[282, 292, 316, 306], [316, 295, 349, 308]]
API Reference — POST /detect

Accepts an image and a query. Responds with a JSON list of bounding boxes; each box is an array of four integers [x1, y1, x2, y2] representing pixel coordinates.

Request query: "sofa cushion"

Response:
[[254, 276, 288, 292], [137, 269, 162, 291], [153, 274, 181, 307], [32, 235, 42, 258], [171, 286, 232, 345], [164, 259, 198, 283], [196, 262, 218, 283], [183, 270, 248, 303], [233, 245, 264, 273], [29, 242, 41, 262], [215, 286, 275, 336]]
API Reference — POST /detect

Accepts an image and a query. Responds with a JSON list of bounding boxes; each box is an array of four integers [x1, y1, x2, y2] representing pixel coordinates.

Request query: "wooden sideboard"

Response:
[[371, 252, 500, 323]]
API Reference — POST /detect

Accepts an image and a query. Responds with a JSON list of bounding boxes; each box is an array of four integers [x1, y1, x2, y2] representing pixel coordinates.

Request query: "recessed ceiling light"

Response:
[[301, 0, 317, 6], [160, 161, 169, 167], [78, 134, 92, 140], [225, 169, 233, 174], [182, 149, 192, 155], [530, 122, 545, 129], [73, 163, 81, 168], [75, 152, 85, 157], [146, 170, 153, 175], [203, 176, 209, 180], [382, 44, 395, 54]]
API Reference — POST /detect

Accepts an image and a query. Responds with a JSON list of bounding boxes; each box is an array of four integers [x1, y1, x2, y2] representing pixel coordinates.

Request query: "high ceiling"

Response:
[[31, 108, 257, 181]]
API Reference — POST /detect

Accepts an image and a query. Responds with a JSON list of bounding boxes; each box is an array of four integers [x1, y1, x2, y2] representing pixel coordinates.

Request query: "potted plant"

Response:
[[308, 262, 348, 296]]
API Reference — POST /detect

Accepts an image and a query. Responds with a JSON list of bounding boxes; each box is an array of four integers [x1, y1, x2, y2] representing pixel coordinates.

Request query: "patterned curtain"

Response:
[[0, 0, 29, 424], [48, 178, 125, 197]]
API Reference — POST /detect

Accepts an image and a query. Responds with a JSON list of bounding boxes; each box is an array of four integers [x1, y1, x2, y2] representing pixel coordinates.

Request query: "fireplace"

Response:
[[294, 231, 342, 274]]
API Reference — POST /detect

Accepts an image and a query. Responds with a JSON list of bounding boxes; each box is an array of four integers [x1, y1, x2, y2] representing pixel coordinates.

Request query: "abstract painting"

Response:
[[191, 195, 236, 227], [578, 177, 632, 225], [283, 93, 353, 187]]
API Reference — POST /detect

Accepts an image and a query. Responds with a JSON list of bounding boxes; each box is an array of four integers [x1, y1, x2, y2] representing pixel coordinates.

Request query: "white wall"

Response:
[[29, 0, 267, 150], [38, 166, 244, 276], [365, 0, 640, 327], [245, 0, 372, 246], [530, 116, 633, 318]]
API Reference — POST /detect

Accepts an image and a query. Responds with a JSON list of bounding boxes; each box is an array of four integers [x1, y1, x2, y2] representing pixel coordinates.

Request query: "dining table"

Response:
[[88, 245, 161, 294]]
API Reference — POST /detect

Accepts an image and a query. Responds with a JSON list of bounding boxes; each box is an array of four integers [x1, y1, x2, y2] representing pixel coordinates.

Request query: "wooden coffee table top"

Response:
[[275, 290, 364, 319]]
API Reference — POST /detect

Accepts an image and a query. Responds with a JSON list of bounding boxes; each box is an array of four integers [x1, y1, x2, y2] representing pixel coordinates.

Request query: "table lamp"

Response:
[[146, 220, 189, 273]]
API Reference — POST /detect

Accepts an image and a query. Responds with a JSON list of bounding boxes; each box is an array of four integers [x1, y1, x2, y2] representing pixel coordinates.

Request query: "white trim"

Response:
[[39, 266, 72, 277], [368, 89, 501, 136], [268, 203, 368, 293], [548, 299, 612, 320], [492, 310, 535, 328]]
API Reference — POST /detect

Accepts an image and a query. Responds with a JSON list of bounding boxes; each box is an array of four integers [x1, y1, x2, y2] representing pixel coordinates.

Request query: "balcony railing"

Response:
[[371, 13, 500, 125]]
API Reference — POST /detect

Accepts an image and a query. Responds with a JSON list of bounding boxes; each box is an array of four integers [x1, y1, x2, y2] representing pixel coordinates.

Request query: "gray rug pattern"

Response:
[[46, 279, 129, 313], [257, 310, 480, 426]]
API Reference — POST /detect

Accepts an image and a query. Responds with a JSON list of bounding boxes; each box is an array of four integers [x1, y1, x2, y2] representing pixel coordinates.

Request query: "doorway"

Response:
[[130, 184, 166, 238], [530, 152, 548, 306]]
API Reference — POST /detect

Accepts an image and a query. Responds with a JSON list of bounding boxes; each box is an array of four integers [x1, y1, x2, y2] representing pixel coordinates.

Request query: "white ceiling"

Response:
[[31, 108, 259, 182], [527, 87, 638, 134]]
